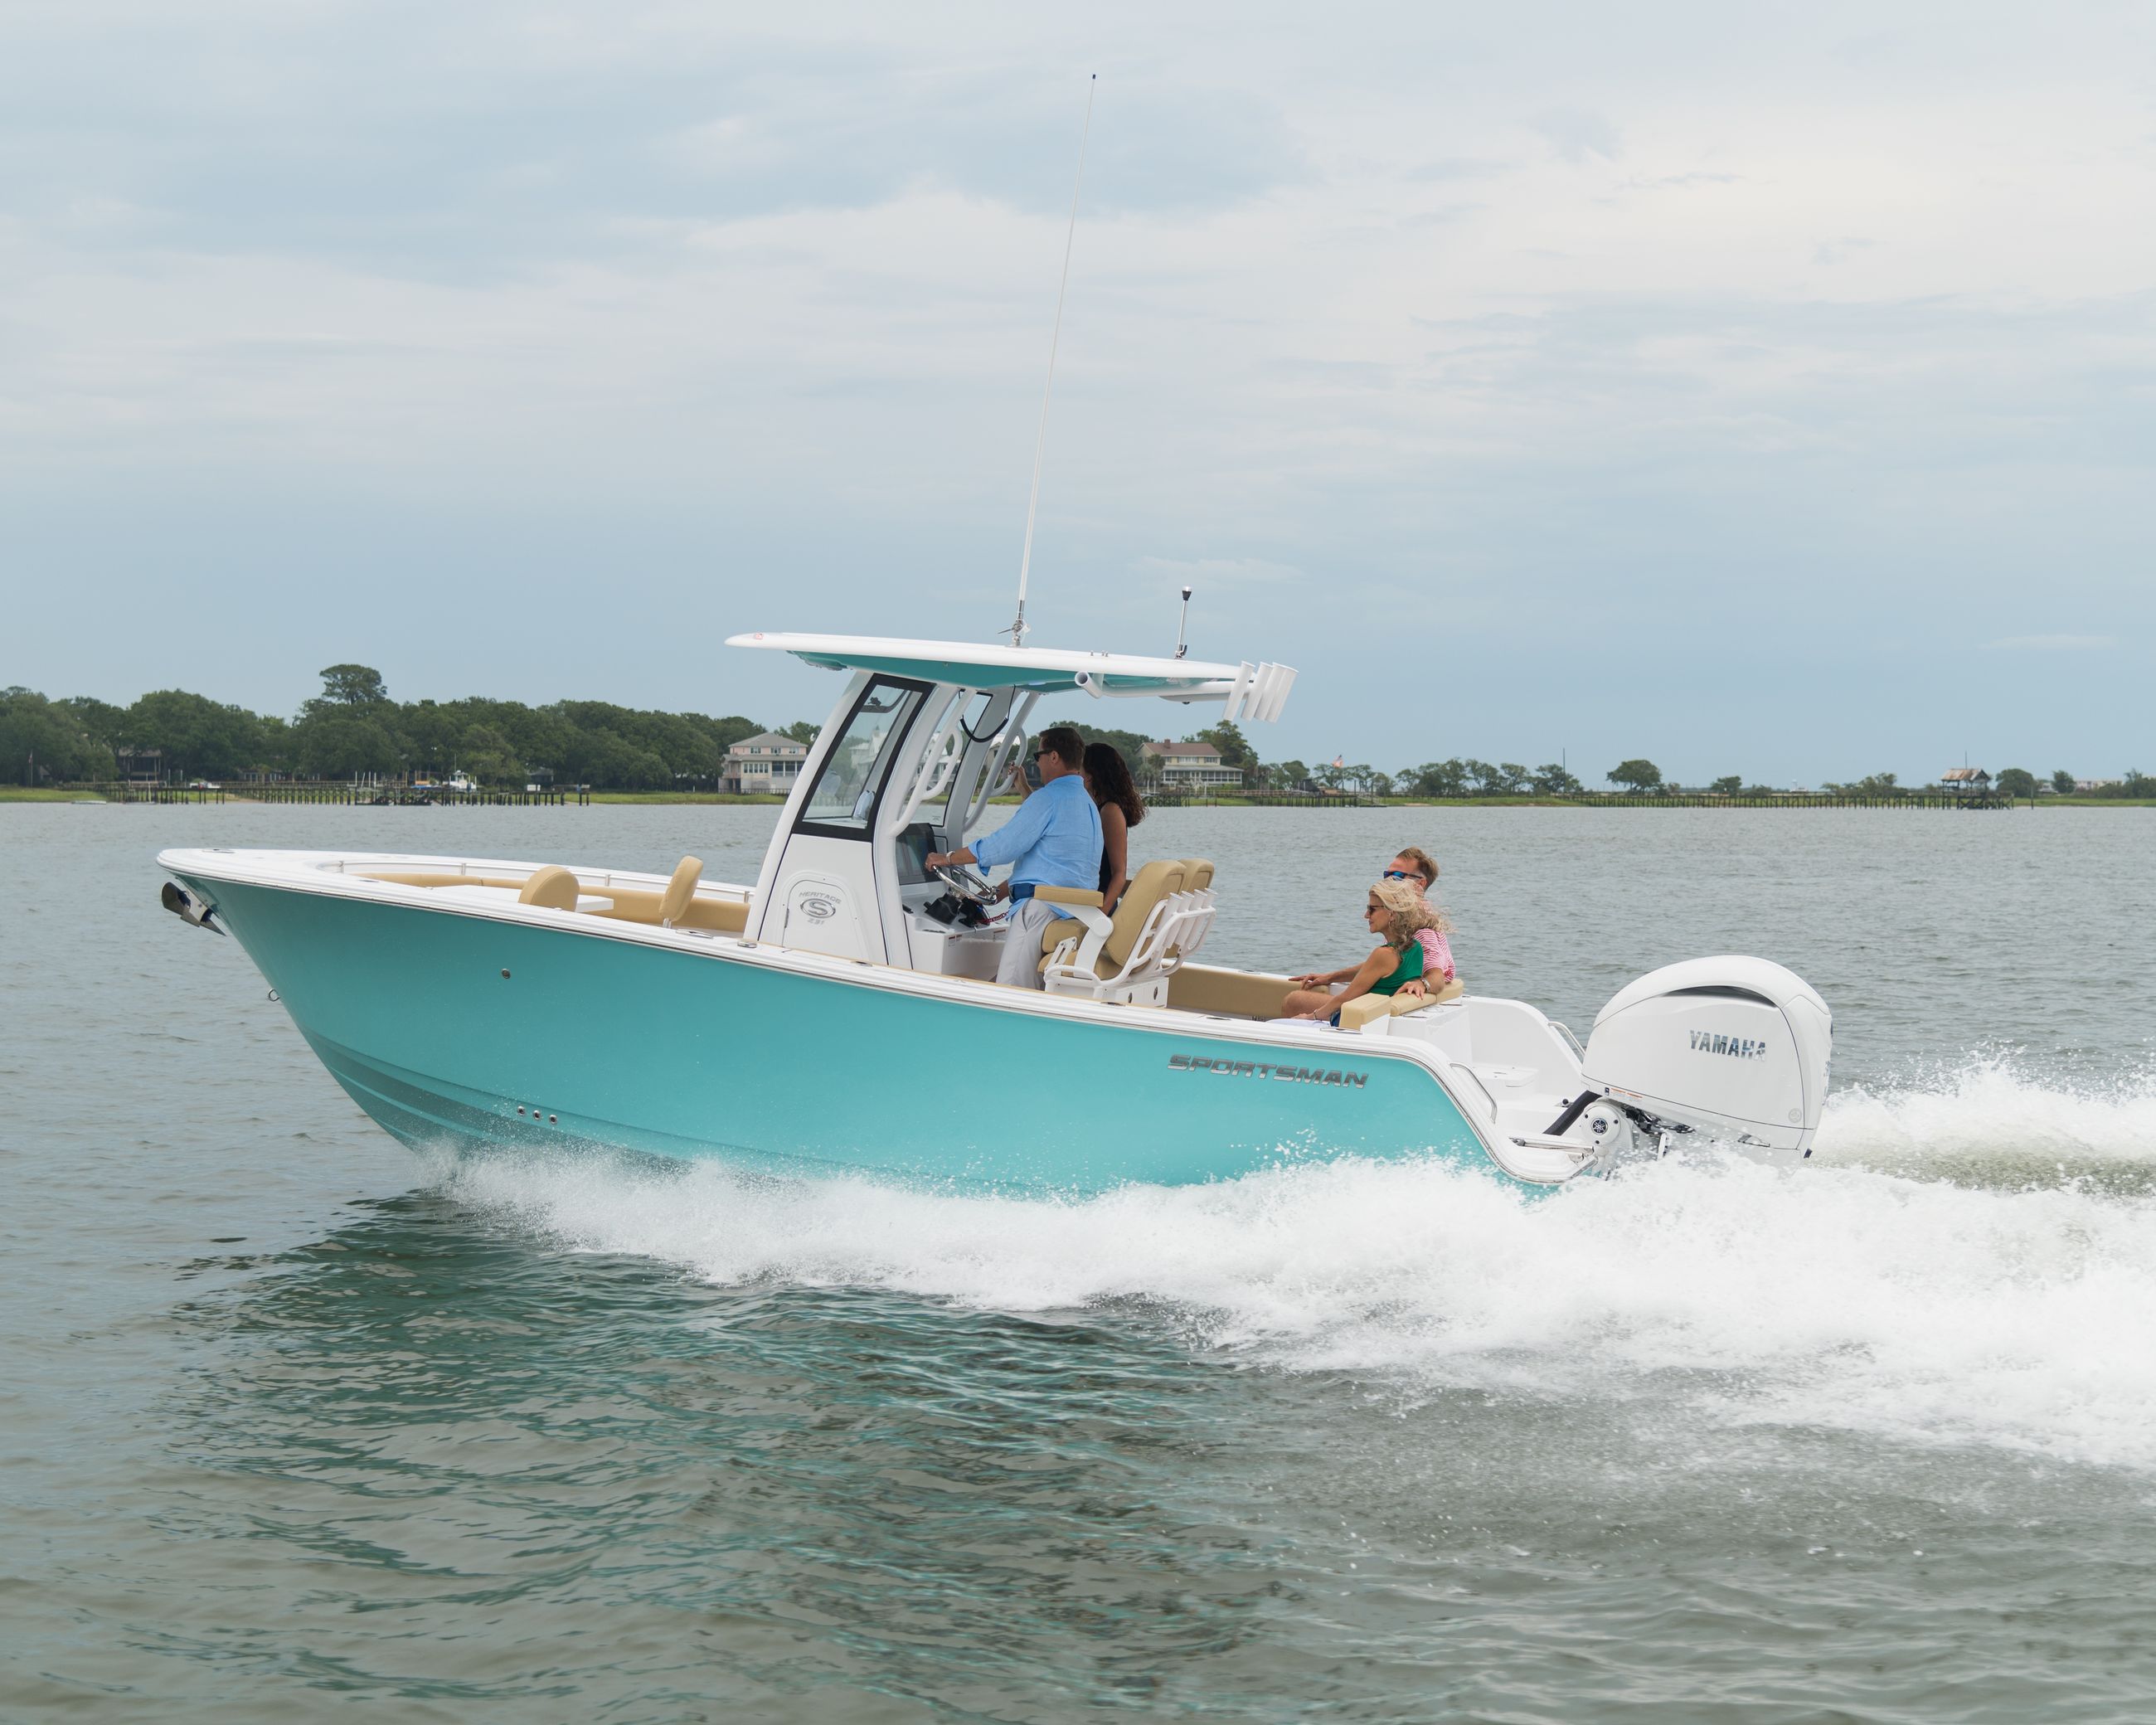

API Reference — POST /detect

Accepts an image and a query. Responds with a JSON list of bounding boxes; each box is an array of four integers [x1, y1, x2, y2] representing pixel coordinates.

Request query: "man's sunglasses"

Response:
[[1381, 868, 1424, 882]]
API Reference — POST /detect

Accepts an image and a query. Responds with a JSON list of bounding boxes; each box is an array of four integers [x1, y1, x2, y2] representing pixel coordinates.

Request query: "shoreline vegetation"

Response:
[[6, 785, 2149, 809], [5, 666, 2148, 806]]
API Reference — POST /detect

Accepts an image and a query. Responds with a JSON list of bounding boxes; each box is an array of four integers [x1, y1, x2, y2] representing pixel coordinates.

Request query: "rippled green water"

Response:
[[5, 804, 2154, 1721]]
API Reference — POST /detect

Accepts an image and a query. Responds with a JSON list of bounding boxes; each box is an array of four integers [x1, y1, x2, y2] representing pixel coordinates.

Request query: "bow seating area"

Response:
[[354, 860, 750, 934]]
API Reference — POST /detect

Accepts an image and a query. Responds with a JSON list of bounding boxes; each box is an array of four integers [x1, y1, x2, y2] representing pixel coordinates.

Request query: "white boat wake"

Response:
[[430, 1060, 2156, 1474], [1814, 1054, 2156, 1192]]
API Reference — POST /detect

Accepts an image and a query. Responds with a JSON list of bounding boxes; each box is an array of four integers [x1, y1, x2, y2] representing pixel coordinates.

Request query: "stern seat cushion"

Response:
[[1164, 963, 1294, 1020], [1337, 976, 1466, 1030]]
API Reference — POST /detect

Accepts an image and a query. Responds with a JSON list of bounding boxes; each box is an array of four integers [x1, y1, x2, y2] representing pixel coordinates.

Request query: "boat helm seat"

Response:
[[1163, 858, 1216, 966], [517, 865, 580, 911], [660, 855, 704, 927], [1037, 859, 1183, 964], [1032, 858, 1217, 960], [1039, 859, 1220, 1005]]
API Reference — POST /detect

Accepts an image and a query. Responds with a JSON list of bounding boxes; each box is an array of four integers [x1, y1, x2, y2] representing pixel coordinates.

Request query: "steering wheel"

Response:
[[931, 862, 998, 903]]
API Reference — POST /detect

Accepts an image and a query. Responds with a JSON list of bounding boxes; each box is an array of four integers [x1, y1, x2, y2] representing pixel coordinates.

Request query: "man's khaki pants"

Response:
[[996, 897, 1068, 989]]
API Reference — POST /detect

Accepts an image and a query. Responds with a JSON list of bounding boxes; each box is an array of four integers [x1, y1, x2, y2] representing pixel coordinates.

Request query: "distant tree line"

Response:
[[2, 666, 813, 790], [1038, 723, 2153, 802], [1817, 767, 2154, 800], [9, 673, 2148, 799], [1037, 717, 1603, 798]]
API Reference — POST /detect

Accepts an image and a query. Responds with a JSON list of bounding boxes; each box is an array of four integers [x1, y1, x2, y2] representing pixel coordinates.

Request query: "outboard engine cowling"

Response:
[[1581, 957, 1831, 1159]]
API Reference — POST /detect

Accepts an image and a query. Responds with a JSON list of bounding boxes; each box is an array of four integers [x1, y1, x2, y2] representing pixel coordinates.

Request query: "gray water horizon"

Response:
[[5, 803, 2154, 1721]]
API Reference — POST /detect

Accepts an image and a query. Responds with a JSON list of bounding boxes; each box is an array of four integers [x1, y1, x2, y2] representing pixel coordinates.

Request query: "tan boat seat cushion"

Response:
[[660, 855, 704, 926], [1337, 975, 1466, 1031], [1032, 884, 1105, 915], [355, 867, 750, 933], [517, 865, 580, 911], [1165, 964, 1294, 1020], [356, 871, 527, 890], [585, 890, 750, 933]]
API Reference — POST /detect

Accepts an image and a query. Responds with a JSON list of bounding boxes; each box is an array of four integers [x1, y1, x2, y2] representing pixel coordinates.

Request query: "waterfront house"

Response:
[[117, 746, 163, 788], [1142, 739, 1244, 790], [723, 731, 810, 796], [1940, 767, 1992, 796]]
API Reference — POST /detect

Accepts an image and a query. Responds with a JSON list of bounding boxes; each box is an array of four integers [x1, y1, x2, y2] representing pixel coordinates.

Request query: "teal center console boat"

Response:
[[160, 633, 1831, 1193]]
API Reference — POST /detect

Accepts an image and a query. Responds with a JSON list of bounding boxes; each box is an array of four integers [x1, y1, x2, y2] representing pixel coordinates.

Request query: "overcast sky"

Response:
[[4, 1, 2151, 784]]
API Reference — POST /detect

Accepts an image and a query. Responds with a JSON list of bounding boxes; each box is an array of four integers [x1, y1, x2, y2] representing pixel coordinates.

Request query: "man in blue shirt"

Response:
[[926, 725, 1103, 989]]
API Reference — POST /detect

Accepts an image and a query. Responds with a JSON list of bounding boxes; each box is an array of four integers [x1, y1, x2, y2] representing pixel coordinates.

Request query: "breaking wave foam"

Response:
[[1814, 1055, 2156, 1192], [431, 1062, 2156, 1472]]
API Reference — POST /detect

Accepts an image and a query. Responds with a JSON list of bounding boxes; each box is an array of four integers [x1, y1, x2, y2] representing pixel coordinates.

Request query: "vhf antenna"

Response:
[[1008, 73, 1096, 648], [1173, 585, 1192, 658]]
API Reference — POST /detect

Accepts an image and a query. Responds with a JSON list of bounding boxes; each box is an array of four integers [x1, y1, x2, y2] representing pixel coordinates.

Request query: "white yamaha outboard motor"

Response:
[[1576, 957, 1832, 1164]]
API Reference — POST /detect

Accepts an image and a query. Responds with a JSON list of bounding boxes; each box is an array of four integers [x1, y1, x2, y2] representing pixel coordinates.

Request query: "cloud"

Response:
[[1129, 556, 1302, 590], [1530, 107, 1622, 164], [1, 1, 2153, 784], [1813, 236, 1876, 266]]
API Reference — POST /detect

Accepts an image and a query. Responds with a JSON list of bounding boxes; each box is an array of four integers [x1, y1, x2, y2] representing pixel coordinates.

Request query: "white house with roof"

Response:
[[1142, 738, 1243, 790], [723, 731, 811, 796]]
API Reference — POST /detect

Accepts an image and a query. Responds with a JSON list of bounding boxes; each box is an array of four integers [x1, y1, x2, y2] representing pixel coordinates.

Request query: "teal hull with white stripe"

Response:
[[174, 870, 1505, 1193]]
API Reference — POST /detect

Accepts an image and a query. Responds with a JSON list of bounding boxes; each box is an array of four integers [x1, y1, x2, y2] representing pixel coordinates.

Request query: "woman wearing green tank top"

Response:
[[1279, 878, 1437, 1023]]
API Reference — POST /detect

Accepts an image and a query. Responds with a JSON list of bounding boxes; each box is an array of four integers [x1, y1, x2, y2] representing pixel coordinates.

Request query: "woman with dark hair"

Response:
[[1082, 741, 1144, 909]]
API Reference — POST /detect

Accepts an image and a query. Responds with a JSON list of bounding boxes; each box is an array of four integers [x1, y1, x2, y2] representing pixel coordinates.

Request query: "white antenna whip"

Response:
[[1008, 73, 1095, 648]]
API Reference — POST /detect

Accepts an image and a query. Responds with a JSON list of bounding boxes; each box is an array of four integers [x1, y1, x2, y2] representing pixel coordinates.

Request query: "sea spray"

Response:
[[1814, 1052, 2156, 1192], [433, 1059, 2156, 1472]]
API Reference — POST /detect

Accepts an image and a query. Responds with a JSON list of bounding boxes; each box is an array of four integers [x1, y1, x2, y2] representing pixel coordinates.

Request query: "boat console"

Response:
[[726, 634, 1294, 982]]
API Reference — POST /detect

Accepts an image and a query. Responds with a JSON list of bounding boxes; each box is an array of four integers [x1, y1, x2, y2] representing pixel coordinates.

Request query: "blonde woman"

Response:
[[1294, 852, 1455, 1001], [1280, 879, 1435, 1023]]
